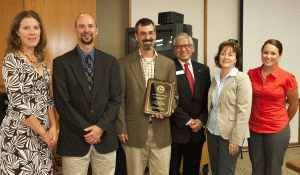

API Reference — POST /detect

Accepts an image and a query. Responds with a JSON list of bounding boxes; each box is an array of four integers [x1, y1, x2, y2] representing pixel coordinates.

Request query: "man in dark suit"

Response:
[[116, 18, 179, 175], [169, 33, 211, 175], [52, 13, 121, 175]]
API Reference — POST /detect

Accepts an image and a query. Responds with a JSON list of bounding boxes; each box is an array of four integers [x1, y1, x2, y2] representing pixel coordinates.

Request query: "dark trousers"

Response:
[[207, 130, 241, 175], [248, 124, 290, 175], [115, 140, 127, 175], [169, 136, 205, 175]]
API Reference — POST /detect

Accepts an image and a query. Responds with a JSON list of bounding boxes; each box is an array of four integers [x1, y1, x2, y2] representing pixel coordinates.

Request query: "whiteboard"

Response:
[[243, 0, 300, 144]]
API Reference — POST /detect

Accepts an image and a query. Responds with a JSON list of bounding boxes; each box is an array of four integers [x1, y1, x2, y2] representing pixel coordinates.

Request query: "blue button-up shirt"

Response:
[[207, 67, 238, 135], [77, 45, 95, 71]]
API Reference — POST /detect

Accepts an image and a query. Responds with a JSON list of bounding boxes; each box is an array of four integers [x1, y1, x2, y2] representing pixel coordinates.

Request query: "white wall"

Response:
[[207, 0, 240, 77], [131, 0, 204, 63]]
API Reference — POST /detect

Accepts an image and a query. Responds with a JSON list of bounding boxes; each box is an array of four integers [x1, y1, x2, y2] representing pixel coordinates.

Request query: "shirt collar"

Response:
[[215, 67, 238, 81], [258, 64, 280, 79], [177, 58, 192, 69], [139, 49, 158, 62], [77, 45, 95, 61], [229, 67, 239, 76]]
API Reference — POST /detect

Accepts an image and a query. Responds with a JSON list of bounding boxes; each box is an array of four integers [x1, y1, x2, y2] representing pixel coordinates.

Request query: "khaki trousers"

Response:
[[62, 145, 116, 175], [123, 124, 171, 175]]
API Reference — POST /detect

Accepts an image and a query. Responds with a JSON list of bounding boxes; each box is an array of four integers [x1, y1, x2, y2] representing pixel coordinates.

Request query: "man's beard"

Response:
[[142, 39, 154, 50], [80, 33, 94, 44]]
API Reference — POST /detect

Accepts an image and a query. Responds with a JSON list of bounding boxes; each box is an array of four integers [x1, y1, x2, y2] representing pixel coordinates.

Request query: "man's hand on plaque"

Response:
[[151, 113, 164, 119], [151, 110, 174, 119]]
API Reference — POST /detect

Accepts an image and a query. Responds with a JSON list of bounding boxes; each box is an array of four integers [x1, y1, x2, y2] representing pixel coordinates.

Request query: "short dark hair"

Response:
[[75, 13, 97, 28], [5, 10, 47, 59], [261, 39, 283, 55], [214, 41, 242, 68], [135, 18, 155, 33]]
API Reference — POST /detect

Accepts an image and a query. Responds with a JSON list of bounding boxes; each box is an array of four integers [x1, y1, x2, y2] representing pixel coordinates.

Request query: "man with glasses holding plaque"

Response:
[[116, 18, 179, 175], [169, 33, 211, 175]]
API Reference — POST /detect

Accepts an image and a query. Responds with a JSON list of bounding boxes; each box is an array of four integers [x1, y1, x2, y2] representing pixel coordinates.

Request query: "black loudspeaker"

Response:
[[192, 38, 198, 62], [158, 11, 184, 25]]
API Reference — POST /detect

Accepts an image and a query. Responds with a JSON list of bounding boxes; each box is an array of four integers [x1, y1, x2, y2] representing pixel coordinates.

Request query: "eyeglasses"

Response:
[[137, 31, 155, 37], [174, 44, 192, 50]]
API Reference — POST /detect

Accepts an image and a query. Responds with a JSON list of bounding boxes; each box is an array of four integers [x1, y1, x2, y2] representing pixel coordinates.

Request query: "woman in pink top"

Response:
[[248, 39, 299, 175]]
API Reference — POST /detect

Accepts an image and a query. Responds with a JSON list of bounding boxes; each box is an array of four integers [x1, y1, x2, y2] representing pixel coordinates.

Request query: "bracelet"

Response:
[[39, 130, 49, 139]]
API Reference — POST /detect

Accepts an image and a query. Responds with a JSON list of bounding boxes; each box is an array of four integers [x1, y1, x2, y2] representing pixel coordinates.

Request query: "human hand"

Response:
[[84, 125, 104, 144], [40, 130, 53, 148], [118, 134, 129, 144], [151, 113, 164, 119], [151, 110, 174, 119], [228, 143, 239, 156], [188, 119, 203, 132], [48, 126, 58, 147]]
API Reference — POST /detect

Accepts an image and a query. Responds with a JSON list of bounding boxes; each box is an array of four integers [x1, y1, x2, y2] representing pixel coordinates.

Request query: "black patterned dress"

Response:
[[0, 52, 54, 174]]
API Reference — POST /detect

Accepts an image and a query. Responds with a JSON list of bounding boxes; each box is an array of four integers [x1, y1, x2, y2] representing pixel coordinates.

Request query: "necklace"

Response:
[[261, 66, 268, 79], [21, 50, 42, 68]]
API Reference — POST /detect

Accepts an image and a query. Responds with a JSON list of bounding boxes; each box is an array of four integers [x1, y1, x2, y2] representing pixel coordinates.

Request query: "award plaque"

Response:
[[144, 78, 175, 117]]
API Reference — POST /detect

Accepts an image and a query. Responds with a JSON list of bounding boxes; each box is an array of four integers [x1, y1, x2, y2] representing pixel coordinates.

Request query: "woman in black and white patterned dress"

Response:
[[0, 10, 57, 174]]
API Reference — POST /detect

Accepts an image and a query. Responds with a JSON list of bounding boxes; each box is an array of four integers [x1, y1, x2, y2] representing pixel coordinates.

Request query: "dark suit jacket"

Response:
[[53, 47, 121, 156], [170, 58, 211, 144], [116, 50, 179, 148]]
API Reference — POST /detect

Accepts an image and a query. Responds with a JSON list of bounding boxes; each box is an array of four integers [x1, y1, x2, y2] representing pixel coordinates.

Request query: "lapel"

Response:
[[130, 51, 146, 92], [208, 73, 236, 113], [174, 58, 193, 98], [154, 55, 165, 80], [207, 77, 216, 114], [218, 75, 236, 103], [192, 61, 201, 97], [69, 47, 92, 103], [91, 49, 105, 102]]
